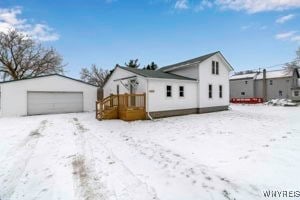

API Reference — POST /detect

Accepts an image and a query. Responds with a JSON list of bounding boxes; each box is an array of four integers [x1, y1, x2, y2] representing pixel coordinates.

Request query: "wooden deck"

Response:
[[96, 93, 146, 121]]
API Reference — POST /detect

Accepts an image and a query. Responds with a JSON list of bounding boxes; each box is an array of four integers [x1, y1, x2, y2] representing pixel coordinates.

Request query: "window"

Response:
[[219, 85, 223, 98], [212, 61, 219, 75], [166, 85, 172, 97], [241, 92, 245, 95], [270, 80, 273, 85], [179, 86, 184, 97], [209, 84, 212, 98], [245, 81, 248, 84], [294, 91, 299, 97], [279, 90, 283, 97]]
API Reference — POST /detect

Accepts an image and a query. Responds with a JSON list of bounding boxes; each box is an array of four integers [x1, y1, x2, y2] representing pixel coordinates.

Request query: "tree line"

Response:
[[1, 30, 299, 89]]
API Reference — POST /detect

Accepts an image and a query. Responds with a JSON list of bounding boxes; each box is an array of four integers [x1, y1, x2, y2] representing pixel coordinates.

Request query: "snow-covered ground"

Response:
[[0, 104, 299, 200]]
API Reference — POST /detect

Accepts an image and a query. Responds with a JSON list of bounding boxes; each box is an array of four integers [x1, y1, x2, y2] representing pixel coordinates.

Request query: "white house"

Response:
[[0, 74, 98, 117], [103, 51, 233, 118]]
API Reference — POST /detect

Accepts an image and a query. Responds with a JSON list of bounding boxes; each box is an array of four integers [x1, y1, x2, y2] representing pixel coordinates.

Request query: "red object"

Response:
[[230, 98, 263, 104]]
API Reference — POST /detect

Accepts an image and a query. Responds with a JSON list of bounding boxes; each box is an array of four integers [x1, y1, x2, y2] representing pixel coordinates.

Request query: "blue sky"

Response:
[[0, 0, 300, 78]]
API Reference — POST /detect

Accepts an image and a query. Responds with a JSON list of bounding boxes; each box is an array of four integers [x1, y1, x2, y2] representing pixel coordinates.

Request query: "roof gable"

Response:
[[159, 51, 234, 72]]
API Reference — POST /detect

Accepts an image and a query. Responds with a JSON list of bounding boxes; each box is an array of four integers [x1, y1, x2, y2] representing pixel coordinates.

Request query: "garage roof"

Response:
[[0, 74, 98, 87]]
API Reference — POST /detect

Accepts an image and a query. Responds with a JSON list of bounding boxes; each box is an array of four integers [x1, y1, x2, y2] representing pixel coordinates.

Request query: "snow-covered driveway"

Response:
[[0, 104, 300, 200]]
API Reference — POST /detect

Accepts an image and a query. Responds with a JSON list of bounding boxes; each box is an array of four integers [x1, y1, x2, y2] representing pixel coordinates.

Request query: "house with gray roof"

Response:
[[103, 51, 234, 118], [230, 68, 300, 101]]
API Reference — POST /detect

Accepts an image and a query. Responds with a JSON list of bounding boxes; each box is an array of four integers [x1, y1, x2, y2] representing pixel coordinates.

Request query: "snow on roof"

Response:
[[230, 69, 295, 80], [256, 69, 293, 79], [230, 73, 257, 80]]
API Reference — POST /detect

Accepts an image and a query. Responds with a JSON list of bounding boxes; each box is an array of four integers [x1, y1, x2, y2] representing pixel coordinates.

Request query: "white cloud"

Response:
[[275, 31, 297, 40], [0, 7, 59, 41], [215, 0, 300, 13], [175, 0, 189, 10], [195, 0, 213, 11], [240, 24, 267, 31], [241, 25, 251, 30], [275, 31, 300, 43], [260, 25, 267, 30], [168, 0, 300, 13], [291, 35, 300, 42], [30, 24, 59, 41], [276, 14, 295, 24]]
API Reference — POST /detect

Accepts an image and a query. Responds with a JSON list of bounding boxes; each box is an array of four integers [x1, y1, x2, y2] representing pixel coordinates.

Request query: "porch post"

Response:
[[125, 93, 128, 109]]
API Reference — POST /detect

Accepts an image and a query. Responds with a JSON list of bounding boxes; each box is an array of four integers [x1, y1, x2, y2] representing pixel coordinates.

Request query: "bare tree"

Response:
[[0, 30, 64, 81], [285, 47, 300, 71], [296, 47, 300, 68], [80, 64, 110, 88]]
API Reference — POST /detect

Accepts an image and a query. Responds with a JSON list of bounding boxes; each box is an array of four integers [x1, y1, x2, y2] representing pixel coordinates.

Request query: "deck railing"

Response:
[[118, 93, 146, 109], [96, 93, 146, 121]]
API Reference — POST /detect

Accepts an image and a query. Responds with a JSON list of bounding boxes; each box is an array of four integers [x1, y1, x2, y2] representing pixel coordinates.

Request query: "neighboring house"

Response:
[[0, 74, 98, 117], [292, 78, 300, 101], [103, 51, 233, 119], [230, 68, 300, 101]]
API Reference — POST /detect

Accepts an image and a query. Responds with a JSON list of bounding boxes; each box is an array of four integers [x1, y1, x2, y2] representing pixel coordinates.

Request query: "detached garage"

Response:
[[0, 74, 98, 117]]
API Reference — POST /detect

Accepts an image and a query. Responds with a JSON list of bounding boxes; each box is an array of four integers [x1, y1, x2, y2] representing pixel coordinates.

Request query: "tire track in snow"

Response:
[[0, 120, 48, 200], [71, 118, 159, 200], [119, 134, 260, 200], [71, 117, 110, 200]]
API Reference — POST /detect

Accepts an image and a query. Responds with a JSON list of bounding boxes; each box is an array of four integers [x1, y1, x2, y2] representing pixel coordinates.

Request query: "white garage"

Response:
[[0, 74, 98, 117]]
